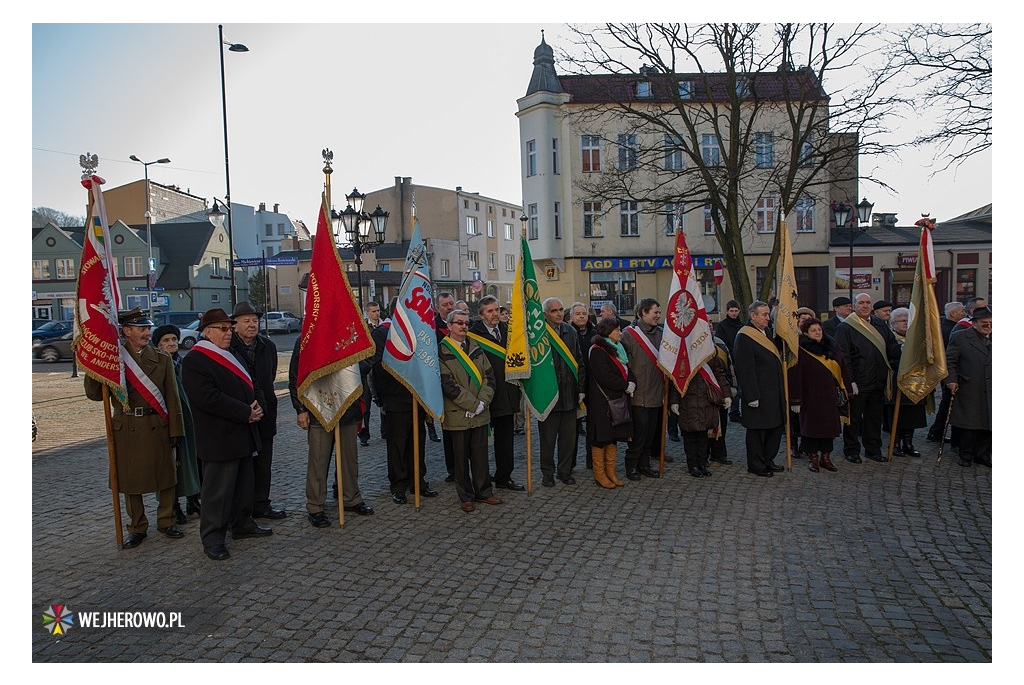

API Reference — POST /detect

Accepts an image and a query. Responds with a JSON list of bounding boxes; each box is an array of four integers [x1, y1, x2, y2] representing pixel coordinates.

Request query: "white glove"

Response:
[[465, 411, 474, 418], [670, 403, 679, 415], [722, 397, 732, 410], [748, 400, 759, 408], [791, 405, 801, 413], [626, 381, 636, 395], [474, 400, 485, 416], [578, 393, 585, 404], [851, 382, 859, 396]]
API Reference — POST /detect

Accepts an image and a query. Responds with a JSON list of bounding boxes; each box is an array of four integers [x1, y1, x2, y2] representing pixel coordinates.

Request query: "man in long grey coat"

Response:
[[944, 307, 992, 467]]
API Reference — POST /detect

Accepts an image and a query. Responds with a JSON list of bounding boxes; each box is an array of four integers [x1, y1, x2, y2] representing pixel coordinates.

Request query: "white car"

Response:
[[264, 311, 301, 333]]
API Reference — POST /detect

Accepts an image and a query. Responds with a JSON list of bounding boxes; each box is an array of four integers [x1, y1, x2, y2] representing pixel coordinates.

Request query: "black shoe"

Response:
[[122, 532, 146, 549], [975, 456, 991, 467], [541, 476, 555, 487], [392, 493, 408, 504], [204, 544, 230, 561], [158, 525, 185, 539], [173, 500, 187, 525], [359, 438, 370, 447], [688, 466, 705, 478], [428, 427, 441, 442], [902, 439, 921, 458], [698, 465, 712, 477], [344, 502, 375, 516], [331, 486, 338, 500], [668, 434, 681, 442], [865, 453, 886, 463], [767, 462, 785, 472], [709, 456, 733, 465], [307, 511, 330, 528], [513, 428, 525, 435], [955, 456, 973, 467], [231, 523, 272, 538], [186, 495, 201, 516], [254, 507, 287, 520], [444, 474, 456, 483], [558, 475, 576, 485], [495, 479, 526, 491], [845, 455, 862, 464], [419, 487, 439, 497], [626, 469, 642, 481], [749, 470, 774, 478], [663, 455, 674, 463], [925, 433, 942, 443], [639, 467, 661, 478]]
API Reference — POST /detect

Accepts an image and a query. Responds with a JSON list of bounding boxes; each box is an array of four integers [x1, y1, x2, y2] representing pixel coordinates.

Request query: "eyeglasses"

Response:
[[207, 326, 233, 333], [450, 320, 469, 326]]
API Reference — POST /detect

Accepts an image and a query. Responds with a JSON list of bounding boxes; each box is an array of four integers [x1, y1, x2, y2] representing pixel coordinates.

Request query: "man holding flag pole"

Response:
[[775, 216, 802, 471]]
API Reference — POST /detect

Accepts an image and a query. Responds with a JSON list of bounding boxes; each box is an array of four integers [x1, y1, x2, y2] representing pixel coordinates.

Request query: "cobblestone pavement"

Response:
[[30, 355, 992, 663]]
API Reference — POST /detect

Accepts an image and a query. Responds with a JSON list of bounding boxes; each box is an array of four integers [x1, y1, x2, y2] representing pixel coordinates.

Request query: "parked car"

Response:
[[265, 311, 301, 333], [33, 331, 74, 362], [178, 319, 201, 350], [33, 318, 51, 330], [32, 320, 73, 345], [151, 311, 204, 328]]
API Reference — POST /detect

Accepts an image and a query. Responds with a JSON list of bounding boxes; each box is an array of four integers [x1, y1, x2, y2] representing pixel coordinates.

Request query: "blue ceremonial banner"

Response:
[[382, 220, 445, 421]]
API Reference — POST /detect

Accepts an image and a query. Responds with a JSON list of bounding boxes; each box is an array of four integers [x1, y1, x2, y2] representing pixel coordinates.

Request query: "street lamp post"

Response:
[[331, 187, 389, 312], [206, 199, 235, 307], [129, 155, 170, 313], [218, 24, 248, 310], [832, 197, 873, 303]]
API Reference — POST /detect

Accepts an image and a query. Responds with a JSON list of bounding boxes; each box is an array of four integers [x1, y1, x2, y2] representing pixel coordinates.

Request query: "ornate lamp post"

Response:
[[331, 187, 389, 311], [129, 155, 170, 312], [833, 197, 873, 302]]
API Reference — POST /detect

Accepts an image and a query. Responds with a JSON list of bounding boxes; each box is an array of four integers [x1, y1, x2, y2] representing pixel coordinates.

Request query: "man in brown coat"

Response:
[[85, 308, 185, 549]]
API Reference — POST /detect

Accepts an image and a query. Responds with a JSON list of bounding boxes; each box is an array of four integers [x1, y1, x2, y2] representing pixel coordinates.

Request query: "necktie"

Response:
[[492, 327, 501, 343]]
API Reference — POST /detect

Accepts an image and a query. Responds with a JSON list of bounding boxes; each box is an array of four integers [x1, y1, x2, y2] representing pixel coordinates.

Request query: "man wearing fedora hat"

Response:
[[229, 301, 286, 520], [822, 296, 852, 338], [182, 308, 271, 561], [85, 307, 185, 549]]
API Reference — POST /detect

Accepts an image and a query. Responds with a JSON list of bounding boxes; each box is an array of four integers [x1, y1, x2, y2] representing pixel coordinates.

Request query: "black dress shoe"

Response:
[[750, 470, 774, 478], [541, 476, 555, 487], [925, 433, 942, 443], [173, 500, 187, 525], [639, 467, 661, 478], [419, 487, 439, 497], [307, 511, 330, 528], [845, 455, 862, 464], [767, 462, 785, 472], [254, 507, 287, 520], [688, 466, 705, 478], [668, 434, 681, 442], [558, 475, 576, 485], [186, 495, 201, 516], [344, 502, 375, 516], [698, 465, 712, 477], [204, 544, 230, 561], [122, 532, 146, 549], [359, 438, 370, 447], [626, 469, 642, 481], [495, 479, 526, 491], [444, 474, 456, 483], [158, 525, 185, 539], [865, 453, 886, 463], [231, 524, 272, 538], [709, 456, 733, 465], [955, 456, 973, 467], [392, 493, 408, 504]]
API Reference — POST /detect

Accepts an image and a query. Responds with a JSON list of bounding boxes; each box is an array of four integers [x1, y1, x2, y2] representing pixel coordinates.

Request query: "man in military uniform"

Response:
[[85, 307, 185, 549]]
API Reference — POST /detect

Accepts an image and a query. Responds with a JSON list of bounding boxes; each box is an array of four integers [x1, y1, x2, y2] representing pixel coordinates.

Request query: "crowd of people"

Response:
[[87, 290, 992, 556]]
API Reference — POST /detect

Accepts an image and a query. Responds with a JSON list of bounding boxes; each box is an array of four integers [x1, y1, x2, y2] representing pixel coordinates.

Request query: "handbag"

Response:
[[597, 385, 632, 426]]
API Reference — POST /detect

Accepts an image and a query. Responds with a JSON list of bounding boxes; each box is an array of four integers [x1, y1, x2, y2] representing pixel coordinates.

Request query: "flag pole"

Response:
[[334, 425, 345, 527], [102, 385, 124, 548], [659, 379, 669, 476], [782, 338, 793, 472], [413, 402, 421, 508], [887, 390, 903, 462], [936, 390, 956, 464], [525, 406, 533, 495]]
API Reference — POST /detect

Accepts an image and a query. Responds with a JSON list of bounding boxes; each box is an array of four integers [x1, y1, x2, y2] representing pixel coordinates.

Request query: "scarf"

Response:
[[605, 337, 629, 366]]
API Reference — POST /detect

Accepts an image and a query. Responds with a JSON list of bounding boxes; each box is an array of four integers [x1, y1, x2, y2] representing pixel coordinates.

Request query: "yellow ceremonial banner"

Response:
[[776, 217, 800, 368]]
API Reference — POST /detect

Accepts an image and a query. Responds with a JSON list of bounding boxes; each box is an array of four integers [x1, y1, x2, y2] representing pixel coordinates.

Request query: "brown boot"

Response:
[[808, 452, 820, 472], [820, 452, 837, 472], [605, 444, 624, 486], [592, 446, 615, 489]]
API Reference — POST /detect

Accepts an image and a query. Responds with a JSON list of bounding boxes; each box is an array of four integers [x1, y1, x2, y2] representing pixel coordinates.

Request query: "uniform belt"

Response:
[[116, 407, 158, 417]]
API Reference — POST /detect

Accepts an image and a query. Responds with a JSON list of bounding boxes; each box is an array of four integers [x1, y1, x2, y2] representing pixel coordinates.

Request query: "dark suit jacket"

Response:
[[732, 324, 785, 430], [469, 320, 521, 418], [944, 327, 992, 430], [182, 345, 263, 462], [230, 332, 278, 440]]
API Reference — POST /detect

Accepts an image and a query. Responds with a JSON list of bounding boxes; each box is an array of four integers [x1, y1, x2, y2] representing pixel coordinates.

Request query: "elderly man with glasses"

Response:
[[538, 297, 587, 487]]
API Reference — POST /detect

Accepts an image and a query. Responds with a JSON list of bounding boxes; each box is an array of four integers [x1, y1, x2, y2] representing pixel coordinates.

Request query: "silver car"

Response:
[[264, 311, 301, 334]]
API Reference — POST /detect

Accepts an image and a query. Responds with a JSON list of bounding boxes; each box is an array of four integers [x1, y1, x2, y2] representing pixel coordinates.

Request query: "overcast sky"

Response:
[[29, 20, 994, 229]]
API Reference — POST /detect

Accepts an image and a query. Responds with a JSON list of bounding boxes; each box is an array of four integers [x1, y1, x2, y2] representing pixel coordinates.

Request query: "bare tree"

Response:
[[557, 23, 899, 308], [886, 23, 991, 171], [33, 206, 86, 228]]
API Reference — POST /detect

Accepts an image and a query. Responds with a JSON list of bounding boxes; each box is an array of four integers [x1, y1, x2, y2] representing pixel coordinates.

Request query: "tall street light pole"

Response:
[[330, 186, 389, 313], [129, 155, 170, 313], [832, 197, 873, 303], [219, 24, 248, 310]]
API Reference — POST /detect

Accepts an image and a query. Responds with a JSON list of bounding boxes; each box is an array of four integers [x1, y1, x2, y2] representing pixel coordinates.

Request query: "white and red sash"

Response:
[[625, 325, 661, 367], [120, 344, 168, 420], [191, 339, 254, 389], [591, 343, 629, 381]]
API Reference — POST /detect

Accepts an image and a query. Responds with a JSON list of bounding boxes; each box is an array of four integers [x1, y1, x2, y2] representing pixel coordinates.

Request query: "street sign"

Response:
[[135, 286, 165, 291], [233, 258, 263, 267], [369, 279, 376, 299], [266, 256, 298, 266]]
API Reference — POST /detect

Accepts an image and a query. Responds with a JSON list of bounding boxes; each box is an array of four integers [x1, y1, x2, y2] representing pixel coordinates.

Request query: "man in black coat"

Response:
[[717, 300, 745, 421], [568, 302, 600, 463], [927, 300, 966, 442], [182, 308, 272, 561], [732, 301, 786, 477], [538, 297, 587, 486], [944, 308, 992, 467], [833, 293, 903, 463], [821, 296, 853, 338], [469, 295, 525, 491], [229, 301, 285, 520], [368, 300, 440, 504]]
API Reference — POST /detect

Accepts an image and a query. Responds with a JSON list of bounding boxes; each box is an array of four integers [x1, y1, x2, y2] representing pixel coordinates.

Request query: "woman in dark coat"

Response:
[[587, 317, 637, 488], [883, 307, 928, 457], [788, 318, 853, 472], [670, 353, 731, 478]]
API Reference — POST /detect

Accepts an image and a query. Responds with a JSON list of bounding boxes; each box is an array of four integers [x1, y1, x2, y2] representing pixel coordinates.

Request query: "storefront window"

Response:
[[590, 271, 636, 315], [956, 268, 976, 301]]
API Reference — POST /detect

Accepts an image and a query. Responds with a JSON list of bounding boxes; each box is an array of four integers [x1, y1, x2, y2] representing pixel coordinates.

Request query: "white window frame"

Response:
[[581, 135, 601, 173], [799, 133, 815, 167], [701, 134, 721, 166], [440, 259, 450, 278], [754, 132, 774, 168], [795, 197, 815, 233], [123, 255, 144, 277], [527, 140, 537, 176], [755, 197, 777, 234], [664, 134, 684, 170], [211, 257, 221, 276], [528, 203, 539, 240], [552, 138, 559, 175], [505, 254, 516, 272], [704, 204, 718, 235], [663, 203, 683, 236], [678, 81, 692, 99], [583, 201, 603, 238], [619, 201, 640, 237], [504, 223, 514, 240], [487, 219, 495, 238], [553, 201, 561, 239], [466, 216, 479, 235], [488, 251, 497, 271], [636, 81, 651, 98], [55, 258, 75, 279], [33, 259, 51, 279], [617, 133, 638, 171], [467, 251, 479, 270]]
